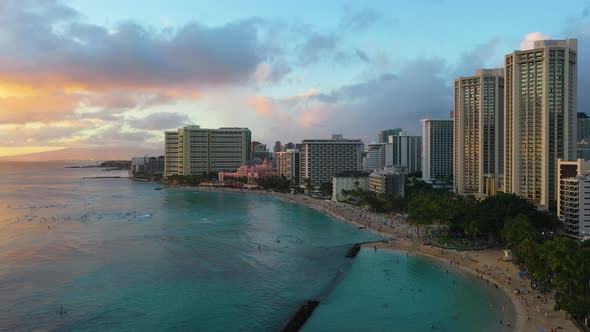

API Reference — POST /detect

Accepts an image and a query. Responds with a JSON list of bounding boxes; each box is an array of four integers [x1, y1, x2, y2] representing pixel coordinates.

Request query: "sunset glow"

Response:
[[0, 146, 65, 157], [0, 0, 588, 160]]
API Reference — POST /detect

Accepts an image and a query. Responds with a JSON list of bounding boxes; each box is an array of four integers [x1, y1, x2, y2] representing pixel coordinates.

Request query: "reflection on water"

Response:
[[0, 162, 378, 331], [0, 162, 513, 331]]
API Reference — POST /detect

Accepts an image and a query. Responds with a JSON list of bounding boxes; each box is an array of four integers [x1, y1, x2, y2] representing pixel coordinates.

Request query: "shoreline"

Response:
[[164, 184, 580, 332]]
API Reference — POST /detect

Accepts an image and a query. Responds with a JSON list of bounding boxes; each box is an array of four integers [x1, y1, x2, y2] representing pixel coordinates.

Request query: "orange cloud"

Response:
[[297, 101, 333, 128], [0, 78, 201, 124], [0, 146, 65, 157], [248, 96, 276, 117], [247, 89, 333, 129], [0, 92, 81, 124]]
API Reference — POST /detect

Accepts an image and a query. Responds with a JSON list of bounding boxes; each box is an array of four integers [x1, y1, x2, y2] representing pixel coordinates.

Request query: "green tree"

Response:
[[407, 190, 451, 239], [500, 215, 539, 264], [538, 238, 590, 319], [304, 178, 312, 194], [479, 193, 537, 239], [319, 182, 333, 197]]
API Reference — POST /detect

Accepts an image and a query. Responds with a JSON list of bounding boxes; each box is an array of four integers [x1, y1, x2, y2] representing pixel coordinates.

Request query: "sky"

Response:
[[0, 0, 589, 158]]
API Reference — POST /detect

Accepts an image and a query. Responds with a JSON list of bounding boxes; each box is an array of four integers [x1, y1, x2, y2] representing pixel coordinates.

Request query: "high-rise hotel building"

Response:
[[276, 149, 301, 186], [453, 69, 504, 196], [301, 134, 363, 188], [504, 39, 577, 208], [379, 128, 403, 143], [577, 112, 590, 160], [388, 132, 422, 174], [164, 125, 251, 176], [421, 119, 453, 182]]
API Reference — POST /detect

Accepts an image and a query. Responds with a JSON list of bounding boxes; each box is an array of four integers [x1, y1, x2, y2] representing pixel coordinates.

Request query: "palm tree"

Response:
[[302, 178, 312, 196]]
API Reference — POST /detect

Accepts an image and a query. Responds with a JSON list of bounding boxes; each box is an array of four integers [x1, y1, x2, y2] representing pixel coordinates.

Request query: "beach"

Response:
[[184, 185, 581, 332]]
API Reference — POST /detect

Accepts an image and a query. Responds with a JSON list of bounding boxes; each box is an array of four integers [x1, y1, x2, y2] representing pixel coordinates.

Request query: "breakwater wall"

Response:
[[280, 300, 320, 332], [82, 176, 126, 179], [280, 242, 372, 331], [345, 243, 361, 257]]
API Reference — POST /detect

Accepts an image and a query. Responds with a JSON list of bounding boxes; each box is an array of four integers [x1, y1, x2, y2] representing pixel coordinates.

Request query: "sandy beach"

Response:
[[177, 185, 581, 332]]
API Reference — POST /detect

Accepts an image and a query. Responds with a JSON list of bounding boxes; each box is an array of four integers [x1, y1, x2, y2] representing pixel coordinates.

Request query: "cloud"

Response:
[[247, 89, 327, 129], [355, 49, 371, 62], [0, 91, 81, 124], [520, 32, 551, 50], [0, 119, 105, 146], [81, 124, 156, 145], [247, 57, 451, 142], [253, 62, 292, 84], [127, 112, 191, 130], [454, 39, 500, 76], [297, 32, 338, 64], [340, 7, 380, 31], [249, 96, 277, 118], [0, 13, 265, 89], [0, 0, 274, 125], [565, 18, 590, 116]]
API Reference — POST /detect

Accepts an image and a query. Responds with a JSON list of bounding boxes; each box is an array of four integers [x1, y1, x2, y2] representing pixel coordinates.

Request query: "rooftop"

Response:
[[334, 171, 370, 178]]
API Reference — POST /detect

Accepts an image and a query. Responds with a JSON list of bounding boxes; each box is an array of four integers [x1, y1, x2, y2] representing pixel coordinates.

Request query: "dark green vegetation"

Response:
[[342, 181, 558, 243], [165, 173, 219, 185], [501, 216, 590, 324], [100, 160, 131, 169], [133, 172, 163, 181], [254, 175, 291, 192]]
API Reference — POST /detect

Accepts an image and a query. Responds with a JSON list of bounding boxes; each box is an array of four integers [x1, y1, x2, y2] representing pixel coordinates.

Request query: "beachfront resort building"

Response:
[[131, 156, 165, 175], [332, 171, 370, 202], [387, 132, 422, 174], [557, 158, 590, 240], [218, 159, 277, 182], [301, 134, 363, 189], [453, 69, 505, 197], [368, 166, 406, 197], [557, 159, 590, 240], [164, 125, 251, 176], [503, 39, 577, 209], [276, 149, 301, 186], [558, 175, 590, 241], [421, 119, 453, 183]]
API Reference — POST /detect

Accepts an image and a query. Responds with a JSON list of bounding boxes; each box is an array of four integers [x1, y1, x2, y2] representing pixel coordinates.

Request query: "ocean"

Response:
[[0, 162, 514, 331]]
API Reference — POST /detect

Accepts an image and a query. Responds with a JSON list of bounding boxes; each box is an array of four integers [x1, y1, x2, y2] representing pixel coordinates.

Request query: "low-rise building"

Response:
[[131, 155, 165, 175], [558, 175, 590, 241], [368, 166, 406, 197], [218, 159, 277, 182], [558, 159, 590, 240], [332, 171, 370, 202]]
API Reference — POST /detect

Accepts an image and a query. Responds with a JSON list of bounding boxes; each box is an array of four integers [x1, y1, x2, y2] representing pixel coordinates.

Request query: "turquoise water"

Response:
[[303, 249, 515, 332], [0, 162, 514, 331]]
